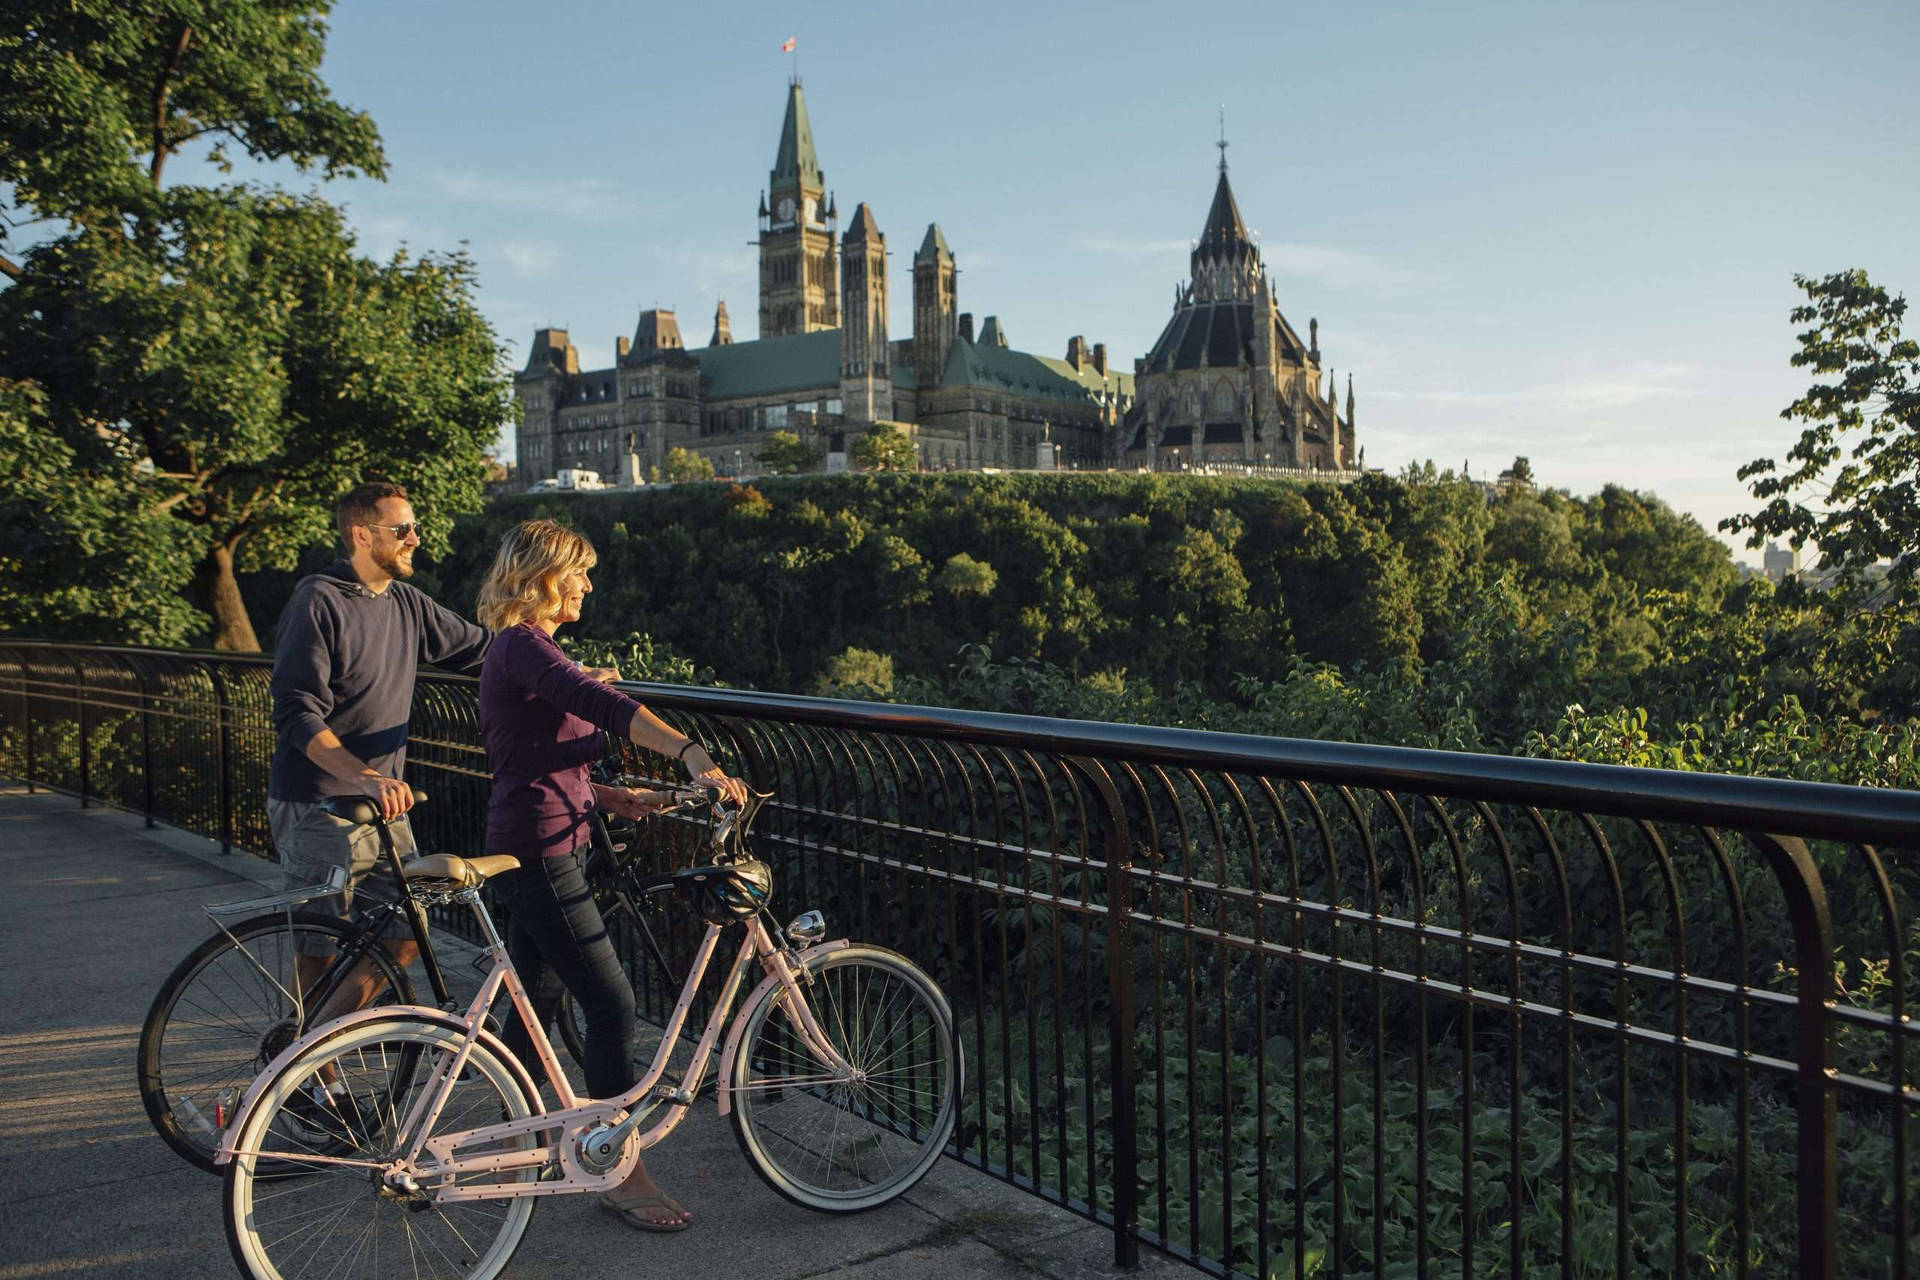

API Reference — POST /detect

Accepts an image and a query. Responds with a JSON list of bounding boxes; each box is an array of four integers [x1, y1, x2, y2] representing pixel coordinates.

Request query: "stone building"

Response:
[[513, 81, 1134, 484], [1121, 157, 1356, 472]]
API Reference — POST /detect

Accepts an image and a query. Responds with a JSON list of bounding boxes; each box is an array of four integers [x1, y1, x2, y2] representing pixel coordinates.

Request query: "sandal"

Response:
[[598, 1191, 692, 1233]]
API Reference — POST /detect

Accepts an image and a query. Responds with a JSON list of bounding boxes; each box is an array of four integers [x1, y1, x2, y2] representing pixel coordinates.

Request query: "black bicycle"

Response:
[[135, 791, 459, 1173]]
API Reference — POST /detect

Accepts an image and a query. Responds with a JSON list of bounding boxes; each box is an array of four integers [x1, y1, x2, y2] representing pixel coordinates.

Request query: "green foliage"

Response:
[[754, 429, 823, 474], [936, 552, 997, 598], [1723, 269, 1920, 594], [0, 1, 508, 649], [813, 646, 894, 697], [0, 0, 385, 256], [556, 630, 710, 687], [443, 471, 1750, 738], [848, 422, 917, 471], [0, 378, 202, 643], [662, 447, 714, 484]]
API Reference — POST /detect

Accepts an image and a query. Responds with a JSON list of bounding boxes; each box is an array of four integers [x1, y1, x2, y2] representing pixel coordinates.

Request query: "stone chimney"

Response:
[[616, 337, 632, 360], [957, 312, 974, 343], [1066, 335, 1087, 370], [1092, 343, 1107, 376]]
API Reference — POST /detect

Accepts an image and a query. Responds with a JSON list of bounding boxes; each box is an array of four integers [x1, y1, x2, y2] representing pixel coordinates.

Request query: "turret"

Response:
[[839, 203, 890, 425], [710, 300, 733, 347], [912, 223, 956, 385]]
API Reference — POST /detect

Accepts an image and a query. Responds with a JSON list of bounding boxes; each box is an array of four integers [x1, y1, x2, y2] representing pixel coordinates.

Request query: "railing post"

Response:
[[137, 660, 156, 827], [22, 652, 35, 793], [1749, 833, 1837, 1280], [1067, 755, 1139, 1270], [73, 657, 89, 808], [209, 663, 234, 855]]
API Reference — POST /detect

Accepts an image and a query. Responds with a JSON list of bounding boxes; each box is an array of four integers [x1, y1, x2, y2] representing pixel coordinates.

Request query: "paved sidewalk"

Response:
[[0, 786, 1184, 1279]]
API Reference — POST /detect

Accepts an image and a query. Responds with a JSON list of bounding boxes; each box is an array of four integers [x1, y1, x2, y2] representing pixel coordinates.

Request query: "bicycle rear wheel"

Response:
[[729, 945, 961, 1212], [223, 1016, 538, 1280], [136, 911, 413, 1172]]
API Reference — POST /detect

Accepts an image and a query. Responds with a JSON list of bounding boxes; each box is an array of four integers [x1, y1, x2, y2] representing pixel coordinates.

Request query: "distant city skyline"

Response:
[[151, 0, 1919, 562]]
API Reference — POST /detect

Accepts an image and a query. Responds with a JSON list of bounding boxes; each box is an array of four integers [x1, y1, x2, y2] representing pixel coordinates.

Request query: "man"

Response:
[[268, 481, 490, 1011]]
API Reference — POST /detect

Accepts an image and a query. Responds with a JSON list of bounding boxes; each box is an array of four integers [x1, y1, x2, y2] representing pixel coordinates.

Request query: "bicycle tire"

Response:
[[224, 1015, 538, 1280], [729, 944, 962, 1212], [136, 910, 414, 1173]]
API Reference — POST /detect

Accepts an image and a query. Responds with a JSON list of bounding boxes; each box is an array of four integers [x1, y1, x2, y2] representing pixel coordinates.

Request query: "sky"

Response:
[[175, 0, 1920, 563]]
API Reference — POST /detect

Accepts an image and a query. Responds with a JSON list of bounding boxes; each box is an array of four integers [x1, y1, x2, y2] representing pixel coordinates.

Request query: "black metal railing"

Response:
[[2, 639, 1916, 1280]]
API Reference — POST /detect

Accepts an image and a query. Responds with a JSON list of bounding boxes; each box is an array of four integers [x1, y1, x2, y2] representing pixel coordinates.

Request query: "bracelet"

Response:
[[677, 740, 700, 762]]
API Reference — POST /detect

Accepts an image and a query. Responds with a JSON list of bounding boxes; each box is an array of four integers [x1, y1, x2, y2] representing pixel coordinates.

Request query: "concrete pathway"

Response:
[[0, 786, 1185, 1279]]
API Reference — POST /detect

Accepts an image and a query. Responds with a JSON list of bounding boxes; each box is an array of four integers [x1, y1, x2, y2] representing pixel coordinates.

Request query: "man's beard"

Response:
[[372, 543, 414, 580]]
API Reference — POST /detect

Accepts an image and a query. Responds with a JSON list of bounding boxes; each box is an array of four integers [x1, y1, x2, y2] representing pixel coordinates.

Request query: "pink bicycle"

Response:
[[216, 789, 961, 1280]]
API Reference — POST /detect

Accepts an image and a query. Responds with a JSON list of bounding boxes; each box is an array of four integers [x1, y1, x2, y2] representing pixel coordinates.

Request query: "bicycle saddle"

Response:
[[402, 853, 521, 888]]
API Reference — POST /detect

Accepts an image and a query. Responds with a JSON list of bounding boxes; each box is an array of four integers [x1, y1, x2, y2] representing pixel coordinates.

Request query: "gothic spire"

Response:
[[1197, 169, 1253, 258], [771, 81, 823, 190]]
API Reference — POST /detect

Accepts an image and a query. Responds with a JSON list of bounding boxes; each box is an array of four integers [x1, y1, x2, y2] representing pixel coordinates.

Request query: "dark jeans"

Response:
[[497, 845, 638, 1100]]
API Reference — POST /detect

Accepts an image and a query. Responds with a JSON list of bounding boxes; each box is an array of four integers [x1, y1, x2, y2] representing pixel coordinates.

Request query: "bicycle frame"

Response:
[[217, 882, 857, 1208]]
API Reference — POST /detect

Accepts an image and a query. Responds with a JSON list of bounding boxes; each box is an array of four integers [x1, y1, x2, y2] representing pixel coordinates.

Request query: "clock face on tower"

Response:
[[777, 196, 795, 222], [802, 196, 817, 224]]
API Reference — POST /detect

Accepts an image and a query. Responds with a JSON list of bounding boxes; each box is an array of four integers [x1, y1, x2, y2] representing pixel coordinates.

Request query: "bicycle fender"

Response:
[[713, 938, 853, 1117], [214, 1004, 542, 1165]]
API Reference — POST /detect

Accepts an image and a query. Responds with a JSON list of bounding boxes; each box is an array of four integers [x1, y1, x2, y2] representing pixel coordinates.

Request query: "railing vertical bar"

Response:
[[209, 663, 233, 854], [1068, 756, 1138, 1270], [73, 657, 89, 807]]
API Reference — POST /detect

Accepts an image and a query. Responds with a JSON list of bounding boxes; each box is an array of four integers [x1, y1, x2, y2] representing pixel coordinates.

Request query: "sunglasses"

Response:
[[365, 521, 425, 540]]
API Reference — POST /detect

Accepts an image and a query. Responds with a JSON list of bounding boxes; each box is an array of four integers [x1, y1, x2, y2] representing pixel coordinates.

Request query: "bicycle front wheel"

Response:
[[729, 945, 961, 1212], [223, 1016, 538, 1280], [137, 911, 413, 1172]]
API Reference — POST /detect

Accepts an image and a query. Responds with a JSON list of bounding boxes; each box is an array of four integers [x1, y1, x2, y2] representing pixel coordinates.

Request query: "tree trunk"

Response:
[[194, 541, 260, 651]]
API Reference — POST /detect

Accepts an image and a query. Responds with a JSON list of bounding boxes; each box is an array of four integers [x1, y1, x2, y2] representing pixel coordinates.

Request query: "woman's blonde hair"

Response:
[[476, 519, 598, 631]]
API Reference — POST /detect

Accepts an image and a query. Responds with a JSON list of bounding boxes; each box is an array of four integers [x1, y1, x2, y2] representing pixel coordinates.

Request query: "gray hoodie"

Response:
[[267, 561, 489, 802]]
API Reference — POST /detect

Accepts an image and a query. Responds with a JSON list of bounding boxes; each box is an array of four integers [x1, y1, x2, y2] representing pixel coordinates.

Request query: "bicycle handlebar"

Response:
[[317, 788, 428, 826]]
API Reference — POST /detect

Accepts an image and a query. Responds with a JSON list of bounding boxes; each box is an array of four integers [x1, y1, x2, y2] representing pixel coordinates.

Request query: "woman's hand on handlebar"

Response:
[[596, 784, 677, 820]]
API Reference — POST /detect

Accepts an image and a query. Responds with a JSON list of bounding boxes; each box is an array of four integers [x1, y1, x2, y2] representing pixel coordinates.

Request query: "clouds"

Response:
[[431, 169, 641, 224], [500, 240, 560, 277], [1072, 234, 1435, 295], [1367, 361, 1702, 414]]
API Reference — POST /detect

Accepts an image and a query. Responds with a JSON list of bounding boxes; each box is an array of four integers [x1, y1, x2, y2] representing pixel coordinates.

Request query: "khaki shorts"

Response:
[[267, 798, 419, 955]]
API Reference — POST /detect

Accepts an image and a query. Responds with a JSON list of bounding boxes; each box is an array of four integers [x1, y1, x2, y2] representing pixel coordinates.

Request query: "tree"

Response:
[[936, 553, 998, 598], [0, 193, 510, 650], [813, 646, 894, 697], [663, 447, 715, 484], [0, 379, 201, 643], [849, 423, 917, 471], [0, 3, 508, 649], [0, 0, 385, 276], [1722, 270, 1920, 592], [755, 429, 823, 474]]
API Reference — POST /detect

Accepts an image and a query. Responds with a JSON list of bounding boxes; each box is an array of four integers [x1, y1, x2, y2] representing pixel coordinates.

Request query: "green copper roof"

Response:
[[940, 337, 1134, 402], [695, 329, 839, 398], [915, 223, 952, 263], [771, 82, 823, 190]]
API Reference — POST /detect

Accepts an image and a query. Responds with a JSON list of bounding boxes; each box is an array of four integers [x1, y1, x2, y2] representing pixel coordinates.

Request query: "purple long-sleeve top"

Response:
[[479, 623, 642, 859]]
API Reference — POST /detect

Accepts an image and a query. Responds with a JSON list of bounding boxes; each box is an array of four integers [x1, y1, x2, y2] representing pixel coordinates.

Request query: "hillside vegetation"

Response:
[[420, 468, 1918, 787]]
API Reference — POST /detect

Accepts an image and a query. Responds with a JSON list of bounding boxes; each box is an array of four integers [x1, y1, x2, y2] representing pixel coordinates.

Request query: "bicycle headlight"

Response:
[[785, 910, 825, 948]]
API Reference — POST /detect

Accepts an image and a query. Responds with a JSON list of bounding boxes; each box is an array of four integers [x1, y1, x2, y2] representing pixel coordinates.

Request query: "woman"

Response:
[[476, 518, 746, 1232]]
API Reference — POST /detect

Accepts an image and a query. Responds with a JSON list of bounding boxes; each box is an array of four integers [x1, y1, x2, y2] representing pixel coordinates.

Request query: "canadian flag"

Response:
[[780, 37, 796, 52]]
